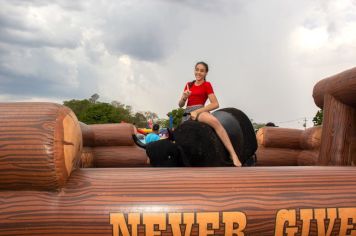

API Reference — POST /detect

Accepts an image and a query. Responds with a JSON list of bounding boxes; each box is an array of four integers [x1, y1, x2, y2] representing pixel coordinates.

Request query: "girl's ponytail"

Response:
[[188, 80, 195, 89]]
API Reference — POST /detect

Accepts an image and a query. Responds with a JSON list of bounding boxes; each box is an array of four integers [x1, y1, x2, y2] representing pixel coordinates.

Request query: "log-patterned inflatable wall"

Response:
[[298, 126, 322, 166], [91, 123, 135, 146], [79, 122, 148, 167], [1, 167, 356, 235], [256, 126, 322, 166], [313, 67, 356, 166], [0, 103, 82, 191]]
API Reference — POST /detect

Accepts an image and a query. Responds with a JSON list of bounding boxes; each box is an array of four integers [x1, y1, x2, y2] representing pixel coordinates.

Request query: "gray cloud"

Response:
[[3, 0, 87, 11], [167, 0, 244, 13], [0, 2, 82, 49], [0, 41, 98, 100], [98, 0, 243, 61], [99, 1, 189, 62], [0, 28, 79, 49], [0, 47, 73, 97]]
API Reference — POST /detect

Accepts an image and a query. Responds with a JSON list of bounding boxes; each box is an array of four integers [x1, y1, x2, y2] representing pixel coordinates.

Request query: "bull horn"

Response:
[[132, 134, 147, 149], [167, 128, 175, 141]]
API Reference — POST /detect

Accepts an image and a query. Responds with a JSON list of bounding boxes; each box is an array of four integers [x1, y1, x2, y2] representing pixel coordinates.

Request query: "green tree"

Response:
[[111, 101, 125, 109], [144, 111, 159, 122], [167, 108, 185, 128], [63, 99, 92, 121], [89, 93, 99, 103], [64, 95, 160, 125], [132, 112, 147, 127], [64, 96, 131, 124], [250, 119, 266, 133], [313, 109, 323, 126], [83, 103, 121, 124], [157, 118, 169, 128], [253, 123, 266, 132]]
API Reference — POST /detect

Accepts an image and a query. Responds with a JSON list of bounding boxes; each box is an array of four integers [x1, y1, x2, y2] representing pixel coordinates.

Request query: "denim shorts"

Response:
[[181, 105, 204, 123]]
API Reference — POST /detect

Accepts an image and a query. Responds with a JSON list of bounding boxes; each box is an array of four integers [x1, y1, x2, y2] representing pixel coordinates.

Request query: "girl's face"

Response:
[[194, 64, 208, 81]]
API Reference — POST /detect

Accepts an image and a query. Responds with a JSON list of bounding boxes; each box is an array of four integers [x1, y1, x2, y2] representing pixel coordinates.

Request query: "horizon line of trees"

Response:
[[63, 94, 165, 128], [63, 94, 323, 129]]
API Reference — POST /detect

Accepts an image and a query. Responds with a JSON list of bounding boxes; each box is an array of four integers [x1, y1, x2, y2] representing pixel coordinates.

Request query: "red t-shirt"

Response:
[[183, 81, 214, 106]]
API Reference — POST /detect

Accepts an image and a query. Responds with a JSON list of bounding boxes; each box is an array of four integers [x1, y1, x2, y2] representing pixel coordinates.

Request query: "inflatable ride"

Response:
[[137, 128, 152, 135], [0, 67, 356, 235]]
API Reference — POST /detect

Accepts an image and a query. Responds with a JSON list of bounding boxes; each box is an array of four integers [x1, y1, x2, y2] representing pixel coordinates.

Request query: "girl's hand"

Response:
[[190, 110, 198, 120], [183, 84, 191, 99]]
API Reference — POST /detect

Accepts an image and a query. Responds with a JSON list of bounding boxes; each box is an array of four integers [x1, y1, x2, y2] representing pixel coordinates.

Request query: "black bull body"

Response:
[[142, 108, 257, 167]]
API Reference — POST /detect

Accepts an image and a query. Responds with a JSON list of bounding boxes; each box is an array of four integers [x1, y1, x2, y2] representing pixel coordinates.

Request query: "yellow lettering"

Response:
[[110, 213, 139, 236], [143, 213, 166, 236], [169, 213, 183, 236], [196, 212, 219, 236], [300, 209, 313, 236], [314, 208, 336, 236], [128, 213, 140, 236], [339, 208, 356, 236], [183, 213, 194, 236], [222, 211, 246, 236], [274, 209, 298, 236]]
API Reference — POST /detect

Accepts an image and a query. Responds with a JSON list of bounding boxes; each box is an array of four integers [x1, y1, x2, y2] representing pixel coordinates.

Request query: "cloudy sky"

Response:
[[1, 0, 356, 128]]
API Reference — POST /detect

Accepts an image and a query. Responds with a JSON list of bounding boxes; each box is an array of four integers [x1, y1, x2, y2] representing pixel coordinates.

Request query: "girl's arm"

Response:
[[178, 94, 187, 108], [178, 84, 191, 108]]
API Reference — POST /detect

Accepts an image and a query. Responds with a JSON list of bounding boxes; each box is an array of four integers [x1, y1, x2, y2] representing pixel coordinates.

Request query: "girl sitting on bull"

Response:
[[178, 61, 242, 167]]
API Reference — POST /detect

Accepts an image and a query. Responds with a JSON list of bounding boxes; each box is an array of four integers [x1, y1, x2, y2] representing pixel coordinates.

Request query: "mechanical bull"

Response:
[[134, 108, 257, 167]]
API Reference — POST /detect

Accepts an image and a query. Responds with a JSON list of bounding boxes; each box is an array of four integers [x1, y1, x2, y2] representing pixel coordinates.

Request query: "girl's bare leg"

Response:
[[197, 112, 242, 167]]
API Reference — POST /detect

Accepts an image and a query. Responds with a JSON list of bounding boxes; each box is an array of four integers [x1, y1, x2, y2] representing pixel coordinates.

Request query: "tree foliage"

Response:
[[132, 112, 147, 127], [166, 108, 185, 128], [250, 119, 266, 133], [89, 93, 99, 103], [63, 94, 158, 126], [253, 123, 266, 132], [313, 109, 323, 126], [63, 99, 92, 122], [83, 103, 123, 124]]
